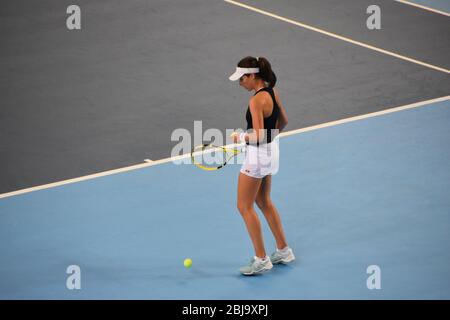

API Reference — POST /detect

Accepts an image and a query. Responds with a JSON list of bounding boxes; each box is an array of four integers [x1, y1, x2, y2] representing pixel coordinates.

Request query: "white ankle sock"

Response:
[[255, 256, 269, 263], [277, 246, 290, 254]]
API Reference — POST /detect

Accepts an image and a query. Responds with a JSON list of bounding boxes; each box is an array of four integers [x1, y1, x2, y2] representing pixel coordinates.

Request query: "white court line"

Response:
[[281, 95, 449, 137], [394, 0, 450, 17], [0, 95, 448, 200], [223, 0, 450, 74]]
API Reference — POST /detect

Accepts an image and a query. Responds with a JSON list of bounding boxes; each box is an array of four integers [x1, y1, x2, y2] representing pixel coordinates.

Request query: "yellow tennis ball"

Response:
[[184, 258, 192, 269]]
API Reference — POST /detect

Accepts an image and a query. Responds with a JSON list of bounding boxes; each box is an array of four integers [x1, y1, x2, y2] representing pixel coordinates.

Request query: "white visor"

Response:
[[229, 67, 260, 81]]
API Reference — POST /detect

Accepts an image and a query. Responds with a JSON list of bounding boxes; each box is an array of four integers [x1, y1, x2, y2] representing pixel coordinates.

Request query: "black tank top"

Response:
[[246, 87, 280, 145]]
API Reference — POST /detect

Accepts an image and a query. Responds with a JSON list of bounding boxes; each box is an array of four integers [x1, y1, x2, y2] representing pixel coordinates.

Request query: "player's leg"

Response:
[[237, 172, 274, 275], [255, 175, 295, 264], [255, 175, 288, 250], [237, 172, 265, 258]]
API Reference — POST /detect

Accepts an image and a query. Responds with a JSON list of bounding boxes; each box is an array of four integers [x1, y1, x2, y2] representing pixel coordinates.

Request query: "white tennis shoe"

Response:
[[239, 256, 273, 276], [270, 247, 295, 264]]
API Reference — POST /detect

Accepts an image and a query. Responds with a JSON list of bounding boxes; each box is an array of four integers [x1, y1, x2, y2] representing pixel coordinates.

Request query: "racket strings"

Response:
[[191, 144, 242, 170]]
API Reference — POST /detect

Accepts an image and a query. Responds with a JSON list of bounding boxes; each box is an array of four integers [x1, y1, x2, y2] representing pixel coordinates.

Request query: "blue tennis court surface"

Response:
[[1, 100, 449, 299]]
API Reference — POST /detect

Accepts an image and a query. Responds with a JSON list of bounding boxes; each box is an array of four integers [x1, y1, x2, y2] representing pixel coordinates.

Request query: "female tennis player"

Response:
[[229, 56, 295, 275]]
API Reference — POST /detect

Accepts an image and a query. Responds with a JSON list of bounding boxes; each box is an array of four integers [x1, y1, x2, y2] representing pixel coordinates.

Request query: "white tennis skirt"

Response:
[[240, 137, 280, 179]]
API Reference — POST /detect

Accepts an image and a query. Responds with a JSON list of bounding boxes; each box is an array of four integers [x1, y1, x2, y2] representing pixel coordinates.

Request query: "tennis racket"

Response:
[[191, 143, 242, 171]]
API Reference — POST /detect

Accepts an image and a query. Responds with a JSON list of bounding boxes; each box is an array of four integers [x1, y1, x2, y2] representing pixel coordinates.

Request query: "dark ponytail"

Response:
[[237, 56, 277, 88], [257, 57, 277, 88]]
